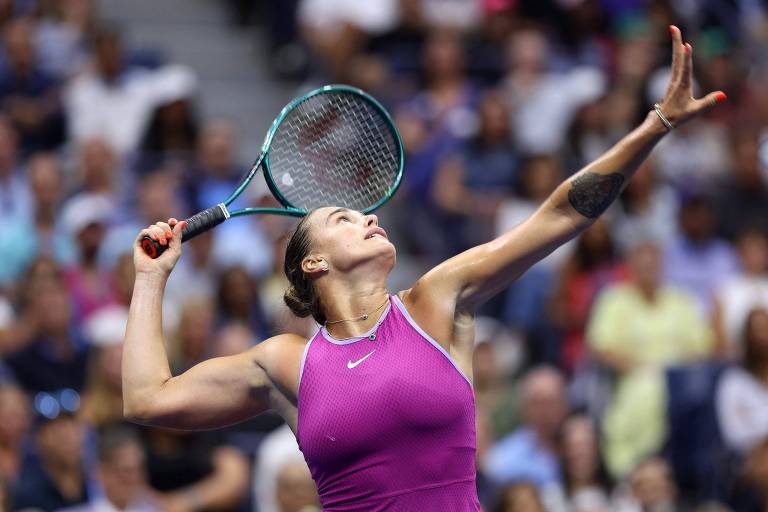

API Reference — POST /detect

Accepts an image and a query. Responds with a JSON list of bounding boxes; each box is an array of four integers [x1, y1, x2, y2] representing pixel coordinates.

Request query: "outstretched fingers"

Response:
[[681, 42, 693, 91], [669, 25, 684, 84], [693, 91, 728, 114]]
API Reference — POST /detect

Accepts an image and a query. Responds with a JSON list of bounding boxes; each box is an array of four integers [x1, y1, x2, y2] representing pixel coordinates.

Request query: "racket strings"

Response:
[[267, 91, 400, 211]]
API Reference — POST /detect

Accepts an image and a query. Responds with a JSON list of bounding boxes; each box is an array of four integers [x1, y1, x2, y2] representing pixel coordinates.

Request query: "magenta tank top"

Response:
[[296, 295, 481, 511]]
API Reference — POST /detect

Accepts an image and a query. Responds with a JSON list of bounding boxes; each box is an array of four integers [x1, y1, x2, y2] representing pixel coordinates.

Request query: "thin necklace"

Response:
[[325, 296, 390, 325]]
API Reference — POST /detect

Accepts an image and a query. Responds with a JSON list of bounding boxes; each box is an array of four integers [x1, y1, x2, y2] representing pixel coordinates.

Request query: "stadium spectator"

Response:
[[482, 366, 568, 491], [492, 481, 546, 512], [165, 231, 218, 309], [562, 97, 613, 172], [34, 0, 92, 80], [71, 137, 123, 205], [0, 152, 74, 287], [432, 90, 519, 251], [64, 25, 196, 157], [298, 0, 398, 80], [613, 457, 682, 512], [716, 308, 768, 455], [472, 317, 524, 440], [184, 120, 240, 214], [663, 193, 739, 314], [139, 96, 199, 169], [502, 26, 605, 155], [169, 298, 216, 373], [215, 265, 272, 339], [141, 426, 249, 512], [60, 193, 116, 323], [550, 413, 612, 512], [60, 422, 160, 512], [11, 401, 89, 511], [0, 115, 30, 225], [612, 158, 679, 253], [713, 230, 768, 358], [0, 383, 31, 485], [588, 242, 713, 477], [2, 275, 91, 393], [80, 305, 127, 428], [732, 438, 768, 512], [716, 128, 768, 240], [0, 18, 65, 152]]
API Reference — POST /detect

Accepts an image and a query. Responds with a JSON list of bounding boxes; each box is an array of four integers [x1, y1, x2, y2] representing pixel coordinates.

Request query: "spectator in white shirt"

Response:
[[64, 25, 196, 158], [716, 307, 768, 455], [713, 230, 768, 358], [502, 27, 605, 155]]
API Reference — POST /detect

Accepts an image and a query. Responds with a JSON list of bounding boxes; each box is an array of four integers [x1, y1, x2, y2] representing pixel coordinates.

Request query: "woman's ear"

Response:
[[302, 256, 328, 276]]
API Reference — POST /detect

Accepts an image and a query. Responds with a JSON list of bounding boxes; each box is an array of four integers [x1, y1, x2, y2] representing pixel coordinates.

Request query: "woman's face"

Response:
[[305, 207, 396, 275], [561, 416, 600, 485], [478, 95, 509, 142], [501, 483, 545, 512]]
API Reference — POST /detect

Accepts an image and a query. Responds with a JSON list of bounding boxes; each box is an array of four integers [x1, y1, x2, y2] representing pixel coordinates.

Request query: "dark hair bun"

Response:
[[283, 285, 313, 319]]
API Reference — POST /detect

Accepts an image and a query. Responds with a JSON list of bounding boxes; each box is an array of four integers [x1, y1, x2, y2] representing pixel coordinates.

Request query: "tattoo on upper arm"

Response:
[[567, 172, 625, 219]]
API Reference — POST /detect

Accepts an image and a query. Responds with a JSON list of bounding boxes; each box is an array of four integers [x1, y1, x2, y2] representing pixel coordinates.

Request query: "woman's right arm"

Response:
[[123, 218, 279, 430]]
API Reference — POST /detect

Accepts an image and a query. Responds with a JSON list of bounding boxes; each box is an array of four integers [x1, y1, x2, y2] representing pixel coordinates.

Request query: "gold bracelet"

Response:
[[653, 103, 675, 131]]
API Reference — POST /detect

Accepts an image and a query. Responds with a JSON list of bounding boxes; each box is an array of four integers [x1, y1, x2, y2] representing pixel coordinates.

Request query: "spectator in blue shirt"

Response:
[[482, 366, 568, 489]]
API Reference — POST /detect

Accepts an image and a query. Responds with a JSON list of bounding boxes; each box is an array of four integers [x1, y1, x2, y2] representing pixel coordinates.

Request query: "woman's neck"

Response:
[[321, 285, 390, 340]]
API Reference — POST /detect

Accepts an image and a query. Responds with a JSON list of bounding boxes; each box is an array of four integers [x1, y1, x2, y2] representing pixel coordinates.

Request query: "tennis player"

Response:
[[123, 27, 724, 510]]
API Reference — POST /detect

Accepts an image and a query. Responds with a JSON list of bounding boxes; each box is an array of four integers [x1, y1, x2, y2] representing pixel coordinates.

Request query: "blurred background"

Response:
[[0, 0, 767, 511]]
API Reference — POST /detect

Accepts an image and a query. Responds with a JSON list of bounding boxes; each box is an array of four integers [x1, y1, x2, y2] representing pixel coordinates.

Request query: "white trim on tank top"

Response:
[[297, 334, 316, 389], [320, 302, 393, 345], [391, 295, 473, 386]]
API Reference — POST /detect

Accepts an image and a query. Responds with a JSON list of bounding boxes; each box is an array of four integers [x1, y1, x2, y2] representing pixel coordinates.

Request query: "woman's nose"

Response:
[[365, 214, 378, 227]]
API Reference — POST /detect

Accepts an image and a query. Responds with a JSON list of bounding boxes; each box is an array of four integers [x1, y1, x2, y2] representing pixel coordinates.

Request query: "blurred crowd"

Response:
[[0, 0, 767, 511]]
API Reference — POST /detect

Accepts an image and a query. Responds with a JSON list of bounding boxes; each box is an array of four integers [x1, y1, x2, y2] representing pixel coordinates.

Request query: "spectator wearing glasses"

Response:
[[11, 389, 89, 511]]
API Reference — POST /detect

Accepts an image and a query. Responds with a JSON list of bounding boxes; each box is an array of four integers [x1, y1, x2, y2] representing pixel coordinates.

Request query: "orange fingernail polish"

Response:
[[669, 25, 676, 34], [165, 231, 172, 238], [715, 91, 727, 102]]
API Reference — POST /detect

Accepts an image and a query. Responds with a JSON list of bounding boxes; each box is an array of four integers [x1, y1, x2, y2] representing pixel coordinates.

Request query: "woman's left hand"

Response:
[[657, 25, 727, 128]]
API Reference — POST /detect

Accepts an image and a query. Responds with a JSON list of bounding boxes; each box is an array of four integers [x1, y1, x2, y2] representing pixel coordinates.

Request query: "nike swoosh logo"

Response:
[[347, 350, 376, 369]]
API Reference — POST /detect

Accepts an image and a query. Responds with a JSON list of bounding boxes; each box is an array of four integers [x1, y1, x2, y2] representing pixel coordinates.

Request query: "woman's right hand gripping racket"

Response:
[[141, 84, 404, 258]]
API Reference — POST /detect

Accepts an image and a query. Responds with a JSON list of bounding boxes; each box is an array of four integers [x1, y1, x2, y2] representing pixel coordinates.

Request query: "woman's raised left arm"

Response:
[[415, 25, 726, 313]]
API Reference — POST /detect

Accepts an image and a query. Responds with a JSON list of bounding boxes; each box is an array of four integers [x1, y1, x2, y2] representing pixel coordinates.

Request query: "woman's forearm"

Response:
[[546, 111, 668, 225], [122, 271, 173, 418]]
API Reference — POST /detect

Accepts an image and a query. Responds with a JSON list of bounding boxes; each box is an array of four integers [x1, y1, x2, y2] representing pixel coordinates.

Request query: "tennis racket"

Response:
[[142, 84, 404, 258]]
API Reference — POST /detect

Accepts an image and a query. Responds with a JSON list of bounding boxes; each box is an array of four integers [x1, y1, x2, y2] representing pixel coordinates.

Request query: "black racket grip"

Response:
[[141, 204, 229, 259]]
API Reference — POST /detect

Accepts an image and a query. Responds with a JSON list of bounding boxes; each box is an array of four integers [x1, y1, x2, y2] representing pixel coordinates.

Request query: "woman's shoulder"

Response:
[[255, 332, 312, 366], [252, 332, 315, 402]]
